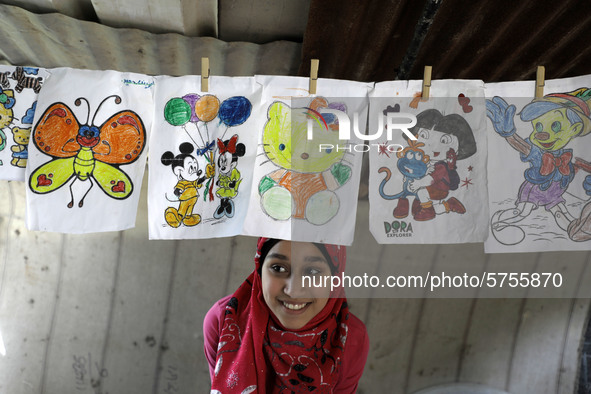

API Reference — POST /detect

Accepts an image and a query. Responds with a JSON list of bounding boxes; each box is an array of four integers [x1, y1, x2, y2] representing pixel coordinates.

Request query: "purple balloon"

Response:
[[321, 101, 347, 125], [328, 102, 347, 112], [182, 93, 201, 122]]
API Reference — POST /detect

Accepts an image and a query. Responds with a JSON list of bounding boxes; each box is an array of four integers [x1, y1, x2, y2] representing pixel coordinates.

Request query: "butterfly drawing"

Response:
[[29, 95, 145, 208]]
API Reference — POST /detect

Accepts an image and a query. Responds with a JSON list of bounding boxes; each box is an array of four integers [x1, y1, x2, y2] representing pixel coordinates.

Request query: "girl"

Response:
[[204, 238, 369, 393]]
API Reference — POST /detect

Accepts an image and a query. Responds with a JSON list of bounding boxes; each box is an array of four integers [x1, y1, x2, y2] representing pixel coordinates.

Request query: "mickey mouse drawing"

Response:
[[161, 142, 215, 227]]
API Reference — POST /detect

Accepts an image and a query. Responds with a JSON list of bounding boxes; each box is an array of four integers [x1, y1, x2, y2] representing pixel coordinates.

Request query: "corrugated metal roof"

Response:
[[0, 4, 301, 76]]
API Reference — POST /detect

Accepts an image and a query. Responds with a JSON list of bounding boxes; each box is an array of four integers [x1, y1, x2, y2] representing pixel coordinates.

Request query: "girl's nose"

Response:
[[283, 275, 306, 298]]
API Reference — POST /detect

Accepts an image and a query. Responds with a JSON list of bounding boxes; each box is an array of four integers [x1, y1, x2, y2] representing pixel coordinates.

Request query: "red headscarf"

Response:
[[211, 238, 349, 393]]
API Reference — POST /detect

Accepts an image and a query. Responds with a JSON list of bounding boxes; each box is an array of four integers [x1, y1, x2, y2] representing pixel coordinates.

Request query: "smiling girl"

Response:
[[204, 238, 369, 393]]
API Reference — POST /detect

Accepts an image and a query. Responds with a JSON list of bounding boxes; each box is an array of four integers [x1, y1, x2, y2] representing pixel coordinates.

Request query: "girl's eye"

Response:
[[406, 151, 414, 160], [306, 268, 323, 276], [418, 129, 429, 139], [440, 134, 452, 144], [536, 122, 543, 132], [551, 121, 561, 133], [270, 264, 287, 274], [278, 143, 285, 151], [416, 152, 423, 160]]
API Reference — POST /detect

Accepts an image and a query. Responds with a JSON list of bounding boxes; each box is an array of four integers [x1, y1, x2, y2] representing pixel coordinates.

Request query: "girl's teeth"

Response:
[[283, 302, 306, 310]]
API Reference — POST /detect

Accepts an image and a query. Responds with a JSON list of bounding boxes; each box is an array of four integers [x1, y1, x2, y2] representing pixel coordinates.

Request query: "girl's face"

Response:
[[416, 127, 459, 160], [261, 241, 332, 330]]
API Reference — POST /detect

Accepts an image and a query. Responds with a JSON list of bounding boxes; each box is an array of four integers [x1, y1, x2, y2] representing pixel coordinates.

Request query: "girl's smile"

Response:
[[280, 300, 312, 312]]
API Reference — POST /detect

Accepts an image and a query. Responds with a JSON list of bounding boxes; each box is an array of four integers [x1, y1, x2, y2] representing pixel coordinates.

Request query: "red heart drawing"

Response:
[[458, 93, 473, 113], [111, 181, 125, 193], [37, 174, 52, 187]]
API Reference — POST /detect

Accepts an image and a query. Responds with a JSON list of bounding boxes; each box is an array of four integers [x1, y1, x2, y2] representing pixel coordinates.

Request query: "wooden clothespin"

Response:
[[201, 57, 210, 92], [422, 66, 432, 99], [309, 59, 319, 95], [535, 66, 545, 98]]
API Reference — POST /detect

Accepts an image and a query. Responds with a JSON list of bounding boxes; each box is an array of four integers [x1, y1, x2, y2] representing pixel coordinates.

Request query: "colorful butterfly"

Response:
[[29, 95, 145, 208]]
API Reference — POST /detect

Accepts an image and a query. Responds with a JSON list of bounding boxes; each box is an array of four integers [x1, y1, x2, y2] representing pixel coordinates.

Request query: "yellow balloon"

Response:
[[194, 95, 220, 122]]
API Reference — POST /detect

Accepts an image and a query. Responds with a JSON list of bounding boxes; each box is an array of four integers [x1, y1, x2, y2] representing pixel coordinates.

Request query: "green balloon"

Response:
[[164, 98, 191, 126]]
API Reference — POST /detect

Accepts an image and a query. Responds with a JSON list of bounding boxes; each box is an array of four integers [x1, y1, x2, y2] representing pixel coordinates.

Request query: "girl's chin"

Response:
[[278, 317, 309, 330]]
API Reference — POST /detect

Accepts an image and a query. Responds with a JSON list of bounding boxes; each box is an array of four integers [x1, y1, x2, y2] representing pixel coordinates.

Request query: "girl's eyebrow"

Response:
[[304, 256, 327, 264], [266, 252, 289, 261]]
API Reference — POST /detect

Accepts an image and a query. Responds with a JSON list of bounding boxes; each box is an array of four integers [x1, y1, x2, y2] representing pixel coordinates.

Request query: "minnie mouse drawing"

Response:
[[214, 134, 245, 219]]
